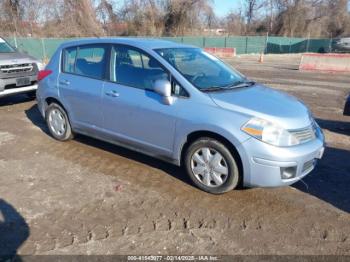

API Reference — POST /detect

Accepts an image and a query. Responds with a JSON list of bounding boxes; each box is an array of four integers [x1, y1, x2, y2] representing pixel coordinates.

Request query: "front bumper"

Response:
[[0, 83, 38, 98], [239, 127, 325, 187]]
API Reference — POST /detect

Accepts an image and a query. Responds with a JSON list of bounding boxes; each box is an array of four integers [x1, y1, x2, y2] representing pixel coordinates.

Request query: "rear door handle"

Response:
[[105, 90, 120, 97], [59, 80, 70, 86]]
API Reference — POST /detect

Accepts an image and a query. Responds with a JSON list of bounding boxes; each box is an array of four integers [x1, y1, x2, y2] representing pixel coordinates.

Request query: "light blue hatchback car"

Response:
[[36, 38, 325, 194]]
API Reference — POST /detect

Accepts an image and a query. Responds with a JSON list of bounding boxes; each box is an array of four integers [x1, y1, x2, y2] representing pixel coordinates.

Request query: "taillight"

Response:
[[37, 70, 52, 81]]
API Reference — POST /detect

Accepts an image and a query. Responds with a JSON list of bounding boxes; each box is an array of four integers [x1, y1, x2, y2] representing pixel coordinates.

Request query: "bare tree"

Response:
[[224, 9, 245, 35], [244, 0, 264, 34], [60, 0, 104, 37], [0, 0, 22, 36], [0, 0, 349, 38], [96, 0, 120, 35], [326, 0, 350, 37], [163, 0, 214, 36], [119, 0, 164, 36]]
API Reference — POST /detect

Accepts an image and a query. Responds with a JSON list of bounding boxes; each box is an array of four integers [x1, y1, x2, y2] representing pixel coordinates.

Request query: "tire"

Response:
[[45, 103, 74, 141], [185, 137, 240, 194]]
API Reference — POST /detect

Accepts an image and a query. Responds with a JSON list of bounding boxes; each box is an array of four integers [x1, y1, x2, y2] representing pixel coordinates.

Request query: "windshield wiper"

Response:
[[200, 81, 256, 92], [228, 80, 256, 88], [200, 86, 226, 92]]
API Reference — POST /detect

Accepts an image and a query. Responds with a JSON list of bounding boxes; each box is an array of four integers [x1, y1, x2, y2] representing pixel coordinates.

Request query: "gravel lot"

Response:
[[0, 54, 349, 256]]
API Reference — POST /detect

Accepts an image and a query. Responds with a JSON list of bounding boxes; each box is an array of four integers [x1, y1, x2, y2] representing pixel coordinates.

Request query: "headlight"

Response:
[[36, 62, 45, 70], [242, 117, 299, 147]]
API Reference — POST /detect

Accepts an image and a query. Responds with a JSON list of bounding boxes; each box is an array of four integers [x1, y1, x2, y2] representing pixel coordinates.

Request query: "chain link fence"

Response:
[[4, 36, 334, 61]]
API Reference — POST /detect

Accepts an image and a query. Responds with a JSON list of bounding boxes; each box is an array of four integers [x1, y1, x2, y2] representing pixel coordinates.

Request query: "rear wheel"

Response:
[[45, 103, 74, 141], [185, 137, 240, 194]]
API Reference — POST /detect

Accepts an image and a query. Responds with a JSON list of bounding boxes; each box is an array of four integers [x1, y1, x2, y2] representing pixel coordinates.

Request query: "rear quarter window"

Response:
[[63, 47, 77, 73]]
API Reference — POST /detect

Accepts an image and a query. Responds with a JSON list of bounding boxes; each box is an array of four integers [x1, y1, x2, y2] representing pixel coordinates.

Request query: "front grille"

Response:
[[290, 125, 316, 144], [0, 63, 34, 74]]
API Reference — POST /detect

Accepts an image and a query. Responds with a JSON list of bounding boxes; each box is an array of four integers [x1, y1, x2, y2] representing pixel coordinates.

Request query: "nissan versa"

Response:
[[36, 38, 325, 194]]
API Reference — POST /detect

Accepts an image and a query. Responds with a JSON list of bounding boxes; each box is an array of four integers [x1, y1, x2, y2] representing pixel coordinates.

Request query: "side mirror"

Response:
[[153, 79, 174, 105]]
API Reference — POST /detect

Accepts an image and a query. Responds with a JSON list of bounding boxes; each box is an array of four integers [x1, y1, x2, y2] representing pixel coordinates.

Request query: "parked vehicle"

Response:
[[333, 38, 350, 53], [344, 93, 350, 116], [36, 38, 325, 194], [0, 37, 44, 98]]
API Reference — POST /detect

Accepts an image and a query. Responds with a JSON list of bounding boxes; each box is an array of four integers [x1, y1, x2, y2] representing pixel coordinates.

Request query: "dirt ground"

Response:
[[0, 54, 349, 256]]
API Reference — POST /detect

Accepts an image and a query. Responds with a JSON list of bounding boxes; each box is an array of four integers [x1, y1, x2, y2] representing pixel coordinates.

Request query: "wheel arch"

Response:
[[180, 130, 244, 182], [44, 97, 72, 123], [45, 97, 65, 109]]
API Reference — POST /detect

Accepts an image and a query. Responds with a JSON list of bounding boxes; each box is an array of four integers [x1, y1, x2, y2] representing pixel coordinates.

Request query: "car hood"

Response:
[[0, 52, 38, 65], [209, 84, 311, 129]]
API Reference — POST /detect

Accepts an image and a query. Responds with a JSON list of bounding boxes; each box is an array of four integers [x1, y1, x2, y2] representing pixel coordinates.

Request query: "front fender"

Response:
[[172, 105, 252, 165]]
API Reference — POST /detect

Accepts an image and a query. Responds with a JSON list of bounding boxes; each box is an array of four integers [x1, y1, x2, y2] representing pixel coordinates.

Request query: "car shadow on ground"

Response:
[[25, 103, 50, 134], [24, 104, 193, 187], [293, 146, 350, 213], [75, 134, 194, 186], [0, 199, 29, 261], [294, 118, 350, 213], [316, 118, 350, 136], [0, 94, 34, 107], [26, 104, 350, 212]]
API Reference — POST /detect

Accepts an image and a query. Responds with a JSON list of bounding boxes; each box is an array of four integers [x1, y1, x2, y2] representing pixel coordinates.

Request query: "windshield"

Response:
[[0, 38, 15, 53], [155, 48, 245, 90]]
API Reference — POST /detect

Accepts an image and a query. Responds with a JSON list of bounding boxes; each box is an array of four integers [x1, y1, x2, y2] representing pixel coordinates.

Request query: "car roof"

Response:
[[59, 37, 197, 50]]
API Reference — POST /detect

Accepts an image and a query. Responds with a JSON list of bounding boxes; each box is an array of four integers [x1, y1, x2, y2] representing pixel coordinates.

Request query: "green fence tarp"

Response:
[[4, 36, 335, 60]]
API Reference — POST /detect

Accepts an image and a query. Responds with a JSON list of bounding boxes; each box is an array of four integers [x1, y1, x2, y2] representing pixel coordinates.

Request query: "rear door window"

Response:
[[63, 44, 109, 80], [75, 45, 108, 79]]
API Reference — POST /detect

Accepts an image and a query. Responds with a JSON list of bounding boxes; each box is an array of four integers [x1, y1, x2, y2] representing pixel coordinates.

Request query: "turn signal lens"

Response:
[[242, 126, 263, 137]]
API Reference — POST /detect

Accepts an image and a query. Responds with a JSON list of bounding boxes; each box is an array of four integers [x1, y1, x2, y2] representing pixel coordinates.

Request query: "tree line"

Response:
[[0, 0, 349, 38]]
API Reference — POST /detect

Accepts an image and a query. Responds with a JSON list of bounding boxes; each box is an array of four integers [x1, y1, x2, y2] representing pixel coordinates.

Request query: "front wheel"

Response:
[[45, 103, 74, 141], [185, 138, 241, 194]]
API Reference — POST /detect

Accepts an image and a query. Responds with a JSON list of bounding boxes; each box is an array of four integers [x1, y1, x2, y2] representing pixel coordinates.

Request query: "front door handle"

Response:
[[59, 80, 70, 86], [105, 90, 120, 97]]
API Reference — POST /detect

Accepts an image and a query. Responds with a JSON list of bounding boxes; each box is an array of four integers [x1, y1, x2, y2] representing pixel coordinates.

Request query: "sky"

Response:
[[213, 0, 243, 17]]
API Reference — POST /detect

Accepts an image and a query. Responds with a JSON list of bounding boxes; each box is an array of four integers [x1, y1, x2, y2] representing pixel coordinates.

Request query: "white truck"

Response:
[[333, 37, 350, 53], [0, 37, 43, 98]]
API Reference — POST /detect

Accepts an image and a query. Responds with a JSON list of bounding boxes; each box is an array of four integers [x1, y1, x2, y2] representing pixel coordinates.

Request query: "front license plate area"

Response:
[[16, 77, 31, 87]]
